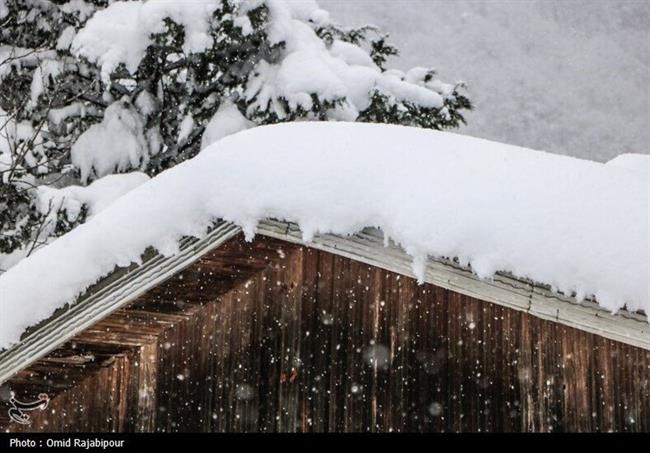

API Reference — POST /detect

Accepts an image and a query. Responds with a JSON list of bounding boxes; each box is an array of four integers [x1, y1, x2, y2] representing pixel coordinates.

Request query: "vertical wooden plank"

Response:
[[309, 249, 333, 432], [518, 307, 535, 432], [4, 235, 650, 433]]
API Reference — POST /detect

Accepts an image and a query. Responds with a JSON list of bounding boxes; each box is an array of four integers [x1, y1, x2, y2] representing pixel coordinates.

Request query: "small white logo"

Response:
[[8, 393, 49, 425]]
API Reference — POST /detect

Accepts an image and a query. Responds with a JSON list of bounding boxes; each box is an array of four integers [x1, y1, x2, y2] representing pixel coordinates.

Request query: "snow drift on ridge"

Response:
[[0, 122, 648, 349]]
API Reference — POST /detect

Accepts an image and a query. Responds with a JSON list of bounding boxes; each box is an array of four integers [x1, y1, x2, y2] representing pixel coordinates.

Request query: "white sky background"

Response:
[[319, 0, 650, 161]]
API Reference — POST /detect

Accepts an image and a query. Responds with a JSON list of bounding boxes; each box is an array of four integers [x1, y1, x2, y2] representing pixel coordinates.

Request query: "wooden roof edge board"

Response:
[[0, 221, 241, 385], [1, 219, 648, 385], [255, 219, 650, 350]]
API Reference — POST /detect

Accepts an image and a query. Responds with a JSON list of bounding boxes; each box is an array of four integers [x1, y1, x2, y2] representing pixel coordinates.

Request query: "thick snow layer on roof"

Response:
[[607, 154, 650, 180], [0, 122, 648, 348]]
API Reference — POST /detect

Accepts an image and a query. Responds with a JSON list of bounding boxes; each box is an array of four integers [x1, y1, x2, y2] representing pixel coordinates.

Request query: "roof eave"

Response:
[[0, 219, 647, 385], [259, 219, 649, 349]]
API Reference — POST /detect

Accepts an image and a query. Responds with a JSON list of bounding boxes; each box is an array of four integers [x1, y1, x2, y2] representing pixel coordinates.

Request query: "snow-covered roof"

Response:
[[0, 122, 648, 351]]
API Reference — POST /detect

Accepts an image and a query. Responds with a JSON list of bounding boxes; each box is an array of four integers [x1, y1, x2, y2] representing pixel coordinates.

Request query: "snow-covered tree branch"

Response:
[[0, 0, 471, 266]]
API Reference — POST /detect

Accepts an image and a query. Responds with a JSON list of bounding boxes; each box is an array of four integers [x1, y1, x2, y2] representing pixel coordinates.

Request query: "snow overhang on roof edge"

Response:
[[0, 219, 648, 385]]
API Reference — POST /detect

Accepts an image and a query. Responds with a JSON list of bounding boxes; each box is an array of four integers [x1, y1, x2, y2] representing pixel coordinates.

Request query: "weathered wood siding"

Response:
[[1, 235, 649, 432]]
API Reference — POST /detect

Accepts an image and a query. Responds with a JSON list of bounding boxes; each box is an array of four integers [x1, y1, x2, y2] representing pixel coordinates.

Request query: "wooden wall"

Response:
[[1, 235, 649, 432]]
